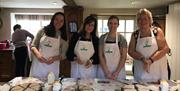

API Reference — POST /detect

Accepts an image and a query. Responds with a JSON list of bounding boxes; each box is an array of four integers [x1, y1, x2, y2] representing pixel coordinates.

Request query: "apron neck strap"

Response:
[[116, 32, 118, 44], [150, 27, 155, 37], [138, 28, 155, 39], [104, 32, 118, 44]]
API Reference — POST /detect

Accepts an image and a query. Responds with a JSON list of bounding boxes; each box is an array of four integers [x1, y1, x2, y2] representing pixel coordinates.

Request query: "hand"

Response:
[[37, 54, 47, 63], [111, 71, 119, 80], [84, 59, 93, 68], [46, 56, 55, 64], [143, 59, 148, 73], [105, 71, 112, 79], [75, 57, 84, 65], [143, 59, 152, 73], [147, 59, 153, 65]]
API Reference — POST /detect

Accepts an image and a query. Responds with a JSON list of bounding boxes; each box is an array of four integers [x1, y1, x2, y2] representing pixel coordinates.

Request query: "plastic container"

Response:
[[160, 80, 169, 91], [0, 43, 6, 49], [47, 72, 55, 84]]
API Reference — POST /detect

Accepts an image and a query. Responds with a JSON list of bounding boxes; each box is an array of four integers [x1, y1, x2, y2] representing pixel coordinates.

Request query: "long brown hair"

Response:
[[80, 15, 98, 38], [44, 12, 67, 41]]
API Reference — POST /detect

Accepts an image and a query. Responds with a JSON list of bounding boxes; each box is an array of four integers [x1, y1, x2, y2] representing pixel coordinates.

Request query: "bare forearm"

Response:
[[128, 50, 145, 61], [116, 48, 127, 72], [31, 47, 41, 57], [100, 56, 109, 75], [52, 55, 63, 61], [150, 47, 169, 62], [99, 45, 110, 76], [31, 47, 47, 63], [116, 57, 126, 73]]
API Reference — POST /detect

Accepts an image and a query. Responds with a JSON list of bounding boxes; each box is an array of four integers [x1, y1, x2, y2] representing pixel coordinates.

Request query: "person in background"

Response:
[[12, 24, 34, 77], [30, 12, 68, 79], [66, 15, 99, 78], [98, 15, 127, 80], [128, 8, 170, 82], [152, 21, 162, 29]]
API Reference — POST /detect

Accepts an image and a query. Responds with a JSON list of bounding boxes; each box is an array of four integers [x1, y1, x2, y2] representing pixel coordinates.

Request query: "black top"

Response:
[[66, 32, 99, 64]]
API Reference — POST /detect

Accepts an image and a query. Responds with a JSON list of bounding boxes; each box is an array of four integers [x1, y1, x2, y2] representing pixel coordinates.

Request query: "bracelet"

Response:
[[149, 57, 154, 63]]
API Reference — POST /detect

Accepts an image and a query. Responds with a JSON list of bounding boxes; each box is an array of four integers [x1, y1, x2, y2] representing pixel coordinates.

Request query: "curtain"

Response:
[[166, 2, 180, 80], [15, 15, 52, 20]]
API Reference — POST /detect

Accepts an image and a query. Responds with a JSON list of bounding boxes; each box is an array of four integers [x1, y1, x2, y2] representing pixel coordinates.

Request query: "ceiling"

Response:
[[0, 0, 179, 9]]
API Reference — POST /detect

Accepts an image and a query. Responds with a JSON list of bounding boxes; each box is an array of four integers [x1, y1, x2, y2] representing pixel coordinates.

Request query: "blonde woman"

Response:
[[128, 9, 170, 82]]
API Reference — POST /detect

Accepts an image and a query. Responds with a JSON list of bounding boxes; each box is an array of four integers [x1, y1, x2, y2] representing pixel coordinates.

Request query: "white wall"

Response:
[[83, 8, 138, 17], [0, 8, 63, 41], [166, 2, 180, 80]]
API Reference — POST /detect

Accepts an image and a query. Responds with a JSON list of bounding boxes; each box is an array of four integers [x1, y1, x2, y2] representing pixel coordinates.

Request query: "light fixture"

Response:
[[52, 2, 57, 5]]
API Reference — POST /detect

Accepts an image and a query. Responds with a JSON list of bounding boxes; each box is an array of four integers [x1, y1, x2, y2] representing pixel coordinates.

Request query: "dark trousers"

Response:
[[14, 46, 28, 77]]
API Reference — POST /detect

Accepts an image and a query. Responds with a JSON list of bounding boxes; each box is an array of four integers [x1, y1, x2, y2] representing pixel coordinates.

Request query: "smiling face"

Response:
[[136, 9, 153, 31], [85, 21, 95, 34], [138, 13, 151, 30], [108, 18, 119, 32], [53, 14, 64, 31]]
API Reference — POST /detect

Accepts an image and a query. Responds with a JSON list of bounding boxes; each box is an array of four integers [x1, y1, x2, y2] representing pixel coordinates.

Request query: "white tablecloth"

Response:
[[1, 77, 180, 91]]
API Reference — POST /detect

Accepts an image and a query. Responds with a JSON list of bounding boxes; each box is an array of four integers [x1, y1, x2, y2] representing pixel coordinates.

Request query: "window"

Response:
[[11, 14, 53, 37], [97, 15, 135, 45]]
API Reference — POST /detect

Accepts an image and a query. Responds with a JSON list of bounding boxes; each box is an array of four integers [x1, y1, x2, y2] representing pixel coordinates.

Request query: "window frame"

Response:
[[97, 15, 136, 44]]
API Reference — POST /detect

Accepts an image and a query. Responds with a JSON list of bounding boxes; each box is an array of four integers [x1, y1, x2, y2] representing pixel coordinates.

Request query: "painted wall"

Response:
[[166, 2, 180, 80]]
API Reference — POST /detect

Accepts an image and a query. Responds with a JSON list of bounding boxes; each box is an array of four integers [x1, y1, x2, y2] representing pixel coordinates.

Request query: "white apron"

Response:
[[30, 34, 60, 79], [134, 29, 168, 82], [71, 38, 96, 78], [98, 33, 126, 80]]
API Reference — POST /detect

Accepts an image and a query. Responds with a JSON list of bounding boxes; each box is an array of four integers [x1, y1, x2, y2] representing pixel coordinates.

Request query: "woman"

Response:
[[98, 15, 127, 80], [66, 15, 99, 78], [30, 12, 68, 79], [128, 8, 170, 82]]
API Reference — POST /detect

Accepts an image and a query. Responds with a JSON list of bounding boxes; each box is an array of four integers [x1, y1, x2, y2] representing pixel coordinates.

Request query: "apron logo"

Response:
[[143, 39, 152, 48], [44, 40, 52, 47], [105, 49, 113, 53], [44, 43, 52, 47], [80, 47, 88, 51]]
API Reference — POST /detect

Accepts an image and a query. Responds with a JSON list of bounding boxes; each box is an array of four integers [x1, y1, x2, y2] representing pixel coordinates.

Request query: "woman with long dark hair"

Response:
[[30, 12, 68, 79], [66, 15, 99, 78]]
